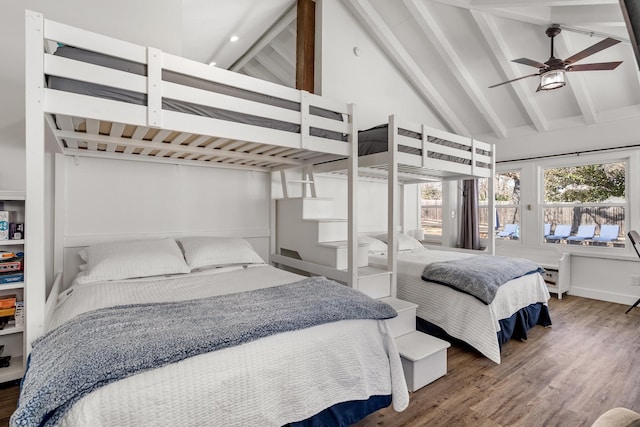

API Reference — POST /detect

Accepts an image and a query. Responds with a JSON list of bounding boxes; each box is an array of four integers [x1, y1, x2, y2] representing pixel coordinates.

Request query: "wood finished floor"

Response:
[[0, 295, 638, 426]]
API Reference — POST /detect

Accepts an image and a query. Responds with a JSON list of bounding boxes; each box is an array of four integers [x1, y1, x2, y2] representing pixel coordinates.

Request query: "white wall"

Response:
[[481, 113, 640, 163], [0, 0, 183, 192], [62, 157, 272, 285], [316, 0, 444, 129], [495, 148, 640, 305]]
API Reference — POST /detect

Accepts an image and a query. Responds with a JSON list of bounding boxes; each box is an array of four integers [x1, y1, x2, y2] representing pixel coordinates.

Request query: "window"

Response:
[[420, 181, 442, 240], [542, 161, 626, 248], [479, 171, 521, 240]]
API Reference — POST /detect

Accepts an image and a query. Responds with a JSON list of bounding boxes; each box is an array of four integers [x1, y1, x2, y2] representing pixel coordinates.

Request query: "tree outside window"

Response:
[[543, 162, 626, 247], [479, 171, 521, 240], [420, 181, 442, 239]]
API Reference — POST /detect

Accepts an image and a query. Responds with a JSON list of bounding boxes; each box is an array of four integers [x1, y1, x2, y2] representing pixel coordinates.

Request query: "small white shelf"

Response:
[[0, 240, 25, 246], [0, 282, 24, 290], [0, 191, 25, 201], [0, 325, 24, 337], [0, 354, 24, 383]]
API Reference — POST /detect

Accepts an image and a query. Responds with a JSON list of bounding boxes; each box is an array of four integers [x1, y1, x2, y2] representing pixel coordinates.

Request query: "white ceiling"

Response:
[[182, 0, 640, 144]]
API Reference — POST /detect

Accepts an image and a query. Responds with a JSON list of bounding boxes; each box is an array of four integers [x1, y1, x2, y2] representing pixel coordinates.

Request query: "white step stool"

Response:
[[395, 331, 451, 392], [379, 297, 417, 338]]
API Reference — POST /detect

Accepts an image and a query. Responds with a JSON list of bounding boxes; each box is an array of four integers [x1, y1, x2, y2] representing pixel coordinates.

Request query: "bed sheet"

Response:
[[369, 249, 550, 364], [42, 265, 408, 426]]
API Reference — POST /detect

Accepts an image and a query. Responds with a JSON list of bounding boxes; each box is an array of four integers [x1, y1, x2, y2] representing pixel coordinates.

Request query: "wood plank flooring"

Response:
[[0, 295, 638, 426], [355, 295, 640, 427]]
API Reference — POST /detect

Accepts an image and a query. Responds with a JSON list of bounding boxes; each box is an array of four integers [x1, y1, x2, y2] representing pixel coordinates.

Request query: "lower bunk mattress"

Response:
[[12, 265, 409, 427], [370, 249, 551, 364]]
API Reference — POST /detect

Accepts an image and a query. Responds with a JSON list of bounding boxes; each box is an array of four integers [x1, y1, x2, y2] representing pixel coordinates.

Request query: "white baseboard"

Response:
[[569, 286, 640, 306]]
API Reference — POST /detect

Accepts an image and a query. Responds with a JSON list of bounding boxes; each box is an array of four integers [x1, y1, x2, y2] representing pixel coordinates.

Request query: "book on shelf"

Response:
[[0, 295, 16, 309], [0, 272, 23, 285], [0, 307, 15, 317]]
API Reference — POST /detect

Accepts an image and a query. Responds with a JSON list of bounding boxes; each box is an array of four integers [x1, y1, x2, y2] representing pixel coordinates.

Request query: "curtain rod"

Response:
[[497, 143, 640, 163]]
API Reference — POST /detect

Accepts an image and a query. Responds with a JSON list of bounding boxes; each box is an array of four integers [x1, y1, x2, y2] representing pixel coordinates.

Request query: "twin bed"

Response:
[[367, 235, 551, 364]]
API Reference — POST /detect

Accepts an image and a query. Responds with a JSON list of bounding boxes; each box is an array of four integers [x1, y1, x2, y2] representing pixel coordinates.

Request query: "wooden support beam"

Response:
[[296, 0, 315, 92]]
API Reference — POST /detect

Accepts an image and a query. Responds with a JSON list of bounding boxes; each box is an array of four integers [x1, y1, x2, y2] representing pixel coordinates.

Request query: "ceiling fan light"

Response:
[[540, 70, 566, 90]]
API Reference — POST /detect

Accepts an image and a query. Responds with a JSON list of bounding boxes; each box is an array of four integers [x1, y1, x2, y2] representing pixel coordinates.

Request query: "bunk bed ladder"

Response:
[[280, 166, 316, 199]]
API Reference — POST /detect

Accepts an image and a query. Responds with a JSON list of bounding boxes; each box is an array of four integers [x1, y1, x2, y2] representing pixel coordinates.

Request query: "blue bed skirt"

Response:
[[416, 302, 551, 355], [286, 395, 392, 427]]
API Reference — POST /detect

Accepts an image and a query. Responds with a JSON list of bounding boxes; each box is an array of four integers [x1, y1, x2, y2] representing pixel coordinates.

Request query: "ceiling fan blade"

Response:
[[563, 38, 621, 65], [512, 58, 547, 69], [488, 73, 539, 88], [567, 61, 623, 71]]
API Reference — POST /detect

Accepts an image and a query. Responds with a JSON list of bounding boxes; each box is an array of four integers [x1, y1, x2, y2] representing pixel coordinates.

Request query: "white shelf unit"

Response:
[[0, 190, 26, 382]]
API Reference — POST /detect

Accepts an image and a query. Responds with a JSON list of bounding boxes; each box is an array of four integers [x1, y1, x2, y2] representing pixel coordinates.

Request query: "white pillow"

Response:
[[179, 237, 265, 270], [76, 238, 190, 284], [359, 235, 388, 254], [374, 233, 424, 252]]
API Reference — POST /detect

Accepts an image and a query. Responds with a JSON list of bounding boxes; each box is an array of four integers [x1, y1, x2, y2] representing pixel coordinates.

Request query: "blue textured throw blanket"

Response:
[[12, 276, 397, 427], [421, 255, 544, 305]]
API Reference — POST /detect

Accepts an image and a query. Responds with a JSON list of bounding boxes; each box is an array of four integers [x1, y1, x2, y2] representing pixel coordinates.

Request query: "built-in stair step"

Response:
[[395, 331, 451, 392], [351, 266, 392, 298], [380, 296, 417, 338], [276, 197, 335, 220]]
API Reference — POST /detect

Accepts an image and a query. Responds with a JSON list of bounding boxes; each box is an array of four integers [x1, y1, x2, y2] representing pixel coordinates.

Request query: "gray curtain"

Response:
[[458, 179, 481, 250]]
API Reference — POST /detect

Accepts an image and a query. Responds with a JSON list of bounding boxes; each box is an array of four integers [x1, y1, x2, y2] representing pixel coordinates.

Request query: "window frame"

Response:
[[419, 181, 444, 244], [491, 169, 522, 244], [538, 152, 630, 254]]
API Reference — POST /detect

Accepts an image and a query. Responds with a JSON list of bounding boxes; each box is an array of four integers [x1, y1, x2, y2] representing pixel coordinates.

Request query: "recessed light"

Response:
[[209, 61, 216, 67], [229, 35, 239, 42]]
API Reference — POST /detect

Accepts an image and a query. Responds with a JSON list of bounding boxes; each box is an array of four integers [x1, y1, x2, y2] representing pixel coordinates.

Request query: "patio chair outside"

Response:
[[566, 224, 596, 243], [592, 224, 620, 243], [546, 224, 572, 242], [544, 223, 551, 237], [497, 224, 518, 238]]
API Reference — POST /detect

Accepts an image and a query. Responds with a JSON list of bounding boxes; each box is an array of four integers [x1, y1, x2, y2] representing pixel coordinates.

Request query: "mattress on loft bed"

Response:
[[358, 123, 490, 168], [15, 264, 408, 426], [47, 46, 346, 141]]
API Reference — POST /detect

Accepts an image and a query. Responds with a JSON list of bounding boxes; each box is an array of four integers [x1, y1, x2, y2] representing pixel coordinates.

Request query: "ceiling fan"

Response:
[[489, 24, 623, 91]]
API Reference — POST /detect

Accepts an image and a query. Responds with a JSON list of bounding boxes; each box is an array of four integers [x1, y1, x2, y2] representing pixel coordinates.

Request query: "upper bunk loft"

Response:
[[26, 11, 356, 173], [314, 115, 495, 183]]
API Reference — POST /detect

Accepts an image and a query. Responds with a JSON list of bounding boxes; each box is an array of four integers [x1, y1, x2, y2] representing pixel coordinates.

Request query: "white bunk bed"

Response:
[[20, 10, 412, 427], [275, 114, 496, 298], [312, 116, 550, 364]]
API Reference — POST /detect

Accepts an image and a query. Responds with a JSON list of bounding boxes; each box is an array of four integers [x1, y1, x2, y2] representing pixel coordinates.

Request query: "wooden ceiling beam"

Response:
[[405, 0, 507, 138], [471, 10, 548, 132], [470, 0, 618, 6], [551, 4, 625, 26], [553, 34, 598, 125], [230, 3, 296, 72], [344, 0, 470, 136], [296, 0, 315, 92]]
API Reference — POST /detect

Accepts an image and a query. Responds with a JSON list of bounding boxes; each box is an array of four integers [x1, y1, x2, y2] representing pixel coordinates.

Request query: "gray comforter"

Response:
[[12, 276, 397, 427], [421, 255, 544, 304]]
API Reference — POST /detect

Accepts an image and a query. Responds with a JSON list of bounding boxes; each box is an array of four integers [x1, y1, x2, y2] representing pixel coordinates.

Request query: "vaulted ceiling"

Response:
[[183, 0, 640, 144]]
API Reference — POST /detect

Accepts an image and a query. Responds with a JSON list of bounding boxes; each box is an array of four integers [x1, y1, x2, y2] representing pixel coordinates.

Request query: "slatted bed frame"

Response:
[[24, 10, 359, 350]]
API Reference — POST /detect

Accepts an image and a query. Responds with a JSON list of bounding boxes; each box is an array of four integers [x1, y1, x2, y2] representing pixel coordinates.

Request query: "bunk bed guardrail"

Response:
[[33, 11, 356, 171]]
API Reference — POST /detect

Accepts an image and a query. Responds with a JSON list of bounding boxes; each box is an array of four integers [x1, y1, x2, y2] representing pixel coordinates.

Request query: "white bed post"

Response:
[[53, 154, 65, 277], [487, 143, 496, 255], [25, 10, 47, 352], [388, 115, 399, 297], [348, 103, 359, 289]]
